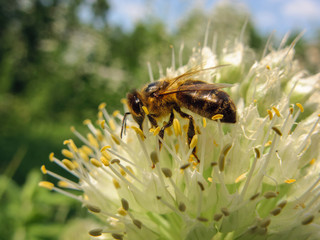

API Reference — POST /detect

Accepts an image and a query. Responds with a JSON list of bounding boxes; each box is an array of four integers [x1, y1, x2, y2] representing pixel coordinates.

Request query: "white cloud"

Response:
[[282, 0, 320, 20]]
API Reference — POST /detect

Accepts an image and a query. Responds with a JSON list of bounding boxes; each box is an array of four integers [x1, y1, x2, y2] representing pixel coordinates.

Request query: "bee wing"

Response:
[[158, 83, 234, 96], [164, 64, 230, 91]]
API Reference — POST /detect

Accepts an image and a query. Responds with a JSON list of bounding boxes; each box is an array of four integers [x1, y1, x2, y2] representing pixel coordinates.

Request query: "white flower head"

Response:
[[40, 33, 320, 240]]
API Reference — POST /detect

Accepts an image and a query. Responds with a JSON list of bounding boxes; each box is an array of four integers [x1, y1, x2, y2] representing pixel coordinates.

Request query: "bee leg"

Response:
[[147, 114, 158, 128], [158, 111, 175, 149], [174, 107, 200, 162]]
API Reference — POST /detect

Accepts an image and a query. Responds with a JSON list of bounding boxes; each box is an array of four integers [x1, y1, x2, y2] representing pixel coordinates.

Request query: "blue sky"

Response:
[[105, 0, 320, 38]]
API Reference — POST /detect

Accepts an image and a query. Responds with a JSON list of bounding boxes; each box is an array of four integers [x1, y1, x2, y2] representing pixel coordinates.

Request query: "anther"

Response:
[[62, 159, 76, 170], [49, 152, 54, 162], [197, 181, 205, 191], [133, 219, 142, 229], [264, 191, 278, 199], [117, 208, 127, 216], [112, 233, 124, 240], [100, 120, 106, 129], [100, 156, 110, 166], [153, 126, 161, 136], [301, 215, 314, 225], [142, 106, 149, 115], [87, 133, 99, 148], [272, 106, 281, 117], [90, 158, 102, 168], [202, 118, 207, 128], [190, 135, 198, 149], [161, 168, 172, 178], [178, 202, 186, 212], [310, 158, 316, 165], [277, 200, 287, 209], [62, 149, 74, 159], [173, 119, 182, 136], [111, 159, 120, 164], [259, 218, 271, 228], [271, 126, 282, 136], [98, 102, 107, 110], [197, 217, 208, 222], [180, 163, 190, 170], [212, 114, 223, 120], [113, 179, 120, 189], [267, 109, 273, 120], [296, 103, 304, 112], [219, 143, 232, 172], [41, 165, 47, 174], [111, 135, 120, 145], [270, 207, 281, 216], [250, 192, 260, 201], [211, 162, 218, 167], [121, 198, 129, 211], [89, 228, 103, 237], [131, 126, 145, 139], [214, 213, 223, 221], [38, 181, 54, 190], [284, 179, 296, 184], [254, 148, 261, 158], [150, 151, 159, 165], [221, 207, 230, 216], [83, 119, 91, 125], [86, 204, 101, 213]]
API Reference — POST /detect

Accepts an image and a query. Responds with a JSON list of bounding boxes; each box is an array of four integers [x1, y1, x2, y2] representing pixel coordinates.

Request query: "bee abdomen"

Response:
[[176, 89, 236, 123]]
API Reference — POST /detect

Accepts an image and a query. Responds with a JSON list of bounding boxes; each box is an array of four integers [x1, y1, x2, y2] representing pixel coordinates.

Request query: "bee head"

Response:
[[126, 90, 145, 129]]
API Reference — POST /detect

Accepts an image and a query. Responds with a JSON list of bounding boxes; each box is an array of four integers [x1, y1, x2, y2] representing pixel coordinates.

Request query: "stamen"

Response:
[[131, 126, 145, 140], [190, 135, 198, 149], [86, 204, 102, 213], [62, 149, 74, 159], [271, 126, 282, 136], [202, 118, 207, 128], [133, 219, 142, 229], [284, 179, 296, 184], [142, 106, 149, 115], [272, 106, 281, 117], [178, 202, 186, 212], [301, 215, 314, 225], [98, 102, 107, 110], [39, 181, 54, 190], [214, 213, 223, 221], [212, 114, 223, 120], [112, 233, 124, 240], [267, 110, 273, 120], [62, 159, 76, 171], [87, 133, 99, 149], [161, 168, 172, 178], [218, 143, 232, 172], [153, 126, 161, 136], [296, 103, 304, 112], [90, 158, 102, 168], [221, 207, 230, 216], [270, 207, 281, 216], [89, 228, 103, 237], [173, 119, 182, 136], [264, 191, 278, 199]]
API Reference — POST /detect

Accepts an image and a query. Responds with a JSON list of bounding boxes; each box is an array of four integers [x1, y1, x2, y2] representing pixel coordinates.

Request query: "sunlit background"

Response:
[[0, 0, 319, 239]]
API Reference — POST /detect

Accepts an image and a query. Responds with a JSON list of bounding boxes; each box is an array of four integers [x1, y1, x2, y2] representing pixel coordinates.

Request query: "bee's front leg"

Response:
[[174, 106, 200, 162], [158, 111, 174, 149]]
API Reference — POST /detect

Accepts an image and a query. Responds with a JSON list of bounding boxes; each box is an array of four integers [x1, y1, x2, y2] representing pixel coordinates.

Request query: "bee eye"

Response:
[[132, 96, 142, 114]]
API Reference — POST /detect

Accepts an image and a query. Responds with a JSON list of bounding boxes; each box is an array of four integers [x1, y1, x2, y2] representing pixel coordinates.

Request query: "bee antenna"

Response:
[[121, 112, 131, 138]]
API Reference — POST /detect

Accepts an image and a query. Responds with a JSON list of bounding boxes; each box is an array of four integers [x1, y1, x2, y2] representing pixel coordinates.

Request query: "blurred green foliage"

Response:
[[0, 0, 319, 239]]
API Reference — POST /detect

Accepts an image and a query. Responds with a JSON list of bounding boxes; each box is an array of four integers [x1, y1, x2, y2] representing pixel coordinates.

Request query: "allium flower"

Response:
[[40, 32, 320, 239]]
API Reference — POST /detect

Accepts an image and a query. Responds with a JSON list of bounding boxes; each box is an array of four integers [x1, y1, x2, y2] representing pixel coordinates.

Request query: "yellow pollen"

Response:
[[175, 143, 179, 152], [112, 110, 120, 117], [126, 166, 134, 175], [285, 179, 296, 184], [68, 139, 78, 152], [97, 111, 103, 119], [265, 141, 272, 147], [142, 106, 149, 115], [266, 65, 271, 70], [310, 158, 316, 165], [272, 106, 281, 117], [81, 145, 93, 155], [318, 113, 320, 117], [112, 135, 120, 145], [120, 168, 126, 176], [117, 207, 127, 216], [190, 135, 198, 149], [267, 109, 273, 120], [131, 126, 145, 140], [70, 126, 75, 132], [39, 181, 54, 190], [120, 98, 127, 105], [101, 145, 111, 152], [87, 133, 99, 148], [166, 127, 173, 136], [63, 140, 70, 145], [109, 119, 116, 131], [98, 102, 107, 110], [90, 158, 102, 168], [57, 181, 69, 188], [113, 178, 121, 189], [62, 149, 74, 159], [213, 140, 218, 147], [202, 118, 207, 128], [235, 172, 247, 183], [72, 160, 79, 168], [100, 156, 110, 166], [83, 119, 92, 125], [208, 177, 213, 182], [173, 119, 182, 136], [49, 152, 54, 162], [41, 165, 47, 174], [296, 103, 304, 112], [153, 126, 161, 136], [253, 99, 257, 103], [212, 114, 223, 120], [62, 159, 76, 170], [100, 120, 106, 129], [102, 150, 112, 161]]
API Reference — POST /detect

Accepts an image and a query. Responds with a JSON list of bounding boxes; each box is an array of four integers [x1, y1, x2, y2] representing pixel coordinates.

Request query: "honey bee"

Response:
[[121, 66, 236, 162]]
